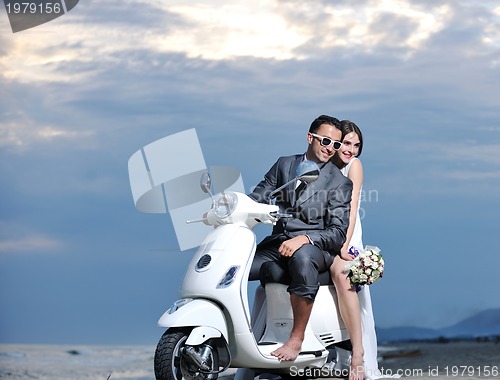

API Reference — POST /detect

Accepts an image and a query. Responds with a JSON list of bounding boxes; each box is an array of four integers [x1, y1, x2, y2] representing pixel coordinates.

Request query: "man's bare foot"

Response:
[[270, 337, 302, 361], [349, 352, 364, 380]]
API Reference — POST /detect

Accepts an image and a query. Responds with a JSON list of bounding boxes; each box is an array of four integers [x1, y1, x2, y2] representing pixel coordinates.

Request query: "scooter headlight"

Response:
[[168, 298, 193, 314], [214, 192, 238, 218]]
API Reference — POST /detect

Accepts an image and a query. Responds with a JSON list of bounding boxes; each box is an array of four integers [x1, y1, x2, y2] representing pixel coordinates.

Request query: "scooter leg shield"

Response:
[[309, 285, 349, 344], [250, 285, 267, 341], [259, 284, 348, 350]]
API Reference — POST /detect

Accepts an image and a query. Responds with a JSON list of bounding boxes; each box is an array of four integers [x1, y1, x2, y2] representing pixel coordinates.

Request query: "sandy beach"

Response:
[[0, 344, 156, 380], [1, 342, 499, 380]]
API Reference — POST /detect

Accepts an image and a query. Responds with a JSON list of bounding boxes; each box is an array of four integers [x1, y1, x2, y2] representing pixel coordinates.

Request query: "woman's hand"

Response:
[[339, 245, 355, 261]]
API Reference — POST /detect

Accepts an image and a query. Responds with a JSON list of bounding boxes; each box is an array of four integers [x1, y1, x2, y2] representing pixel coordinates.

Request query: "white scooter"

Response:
[[153, 161, 351, 380]]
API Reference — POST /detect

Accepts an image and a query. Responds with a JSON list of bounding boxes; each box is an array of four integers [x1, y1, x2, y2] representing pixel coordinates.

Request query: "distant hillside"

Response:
[[441, 308, 500, 338], [377, 308, 500, 343]]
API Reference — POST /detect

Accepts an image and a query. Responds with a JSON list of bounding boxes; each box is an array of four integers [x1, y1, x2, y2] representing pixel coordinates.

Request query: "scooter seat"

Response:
[[259, 261, 333, 287]]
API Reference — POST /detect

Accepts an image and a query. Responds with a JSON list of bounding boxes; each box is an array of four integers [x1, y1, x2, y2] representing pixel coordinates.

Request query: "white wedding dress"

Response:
[[340, 158, 381, 379]]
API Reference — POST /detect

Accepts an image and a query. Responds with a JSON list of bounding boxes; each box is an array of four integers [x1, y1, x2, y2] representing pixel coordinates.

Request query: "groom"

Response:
[[249, 115, 352, 361]]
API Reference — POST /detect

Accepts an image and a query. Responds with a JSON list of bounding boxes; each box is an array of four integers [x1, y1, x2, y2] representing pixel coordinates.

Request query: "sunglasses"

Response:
[[310, 133, 342, 150]]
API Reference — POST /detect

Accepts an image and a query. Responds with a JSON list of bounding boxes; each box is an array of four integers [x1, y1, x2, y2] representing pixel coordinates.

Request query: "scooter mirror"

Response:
[[268, 160, 320, 203], [200, 172, 212, 194], [296, 160, 320, 183]]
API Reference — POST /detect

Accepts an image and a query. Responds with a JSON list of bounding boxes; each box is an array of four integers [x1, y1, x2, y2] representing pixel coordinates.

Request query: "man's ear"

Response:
[[306, 132, 313, 145]]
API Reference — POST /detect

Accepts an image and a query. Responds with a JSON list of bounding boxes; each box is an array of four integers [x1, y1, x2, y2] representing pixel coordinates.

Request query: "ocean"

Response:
[[1, 341, 499, 379], [378, 340, 500, 378]]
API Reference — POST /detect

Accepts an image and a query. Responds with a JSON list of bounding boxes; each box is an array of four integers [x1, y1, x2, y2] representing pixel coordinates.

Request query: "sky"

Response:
[[1, 0, 499, 345]]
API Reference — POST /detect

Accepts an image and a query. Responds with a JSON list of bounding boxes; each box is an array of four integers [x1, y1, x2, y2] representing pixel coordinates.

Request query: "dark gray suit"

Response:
[[249, 154, 352, 300]]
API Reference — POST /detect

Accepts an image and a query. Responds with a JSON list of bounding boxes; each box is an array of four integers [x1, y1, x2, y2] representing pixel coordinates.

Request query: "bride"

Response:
[[329, 120, 380, 380]]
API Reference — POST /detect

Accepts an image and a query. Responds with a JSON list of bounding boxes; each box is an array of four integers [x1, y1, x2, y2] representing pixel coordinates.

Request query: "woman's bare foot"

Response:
[[270, 337, 302, 361], [349, 352, 364, 380]]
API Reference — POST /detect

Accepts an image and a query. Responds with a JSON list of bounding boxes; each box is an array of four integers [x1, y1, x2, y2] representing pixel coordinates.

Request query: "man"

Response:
[[249, 115, 353, 362]]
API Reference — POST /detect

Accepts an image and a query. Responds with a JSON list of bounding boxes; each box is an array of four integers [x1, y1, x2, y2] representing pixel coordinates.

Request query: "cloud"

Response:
[[149, 1, 309, 60], [0, 0, 181, 83], [440, 143, 500, 164], [0, 235, 62, 252], [1, 0, 497, 86], [0, 120, 95, 151], [444, 170, 500, 180], [285, 0, 451, 56], [1, 0, 499, 190], [140, 0, 455, 60]]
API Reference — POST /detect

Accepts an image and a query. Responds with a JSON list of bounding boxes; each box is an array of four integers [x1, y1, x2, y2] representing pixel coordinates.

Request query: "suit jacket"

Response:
[[249, 154, 353, 253]]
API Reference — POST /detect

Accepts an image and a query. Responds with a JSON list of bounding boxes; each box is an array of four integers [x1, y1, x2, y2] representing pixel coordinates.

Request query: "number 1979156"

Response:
[[6, 2, 62, 14]]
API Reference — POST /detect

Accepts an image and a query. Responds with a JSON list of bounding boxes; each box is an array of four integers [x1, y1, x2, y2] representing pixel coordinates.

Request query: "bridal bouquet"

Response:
[[343, 245, 384, 292]]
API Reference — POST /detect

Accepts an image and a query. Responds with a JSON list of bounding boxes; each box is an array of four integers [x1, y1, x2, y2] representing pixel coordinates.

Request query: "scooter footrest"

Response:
[[299, 350, 324, 357]]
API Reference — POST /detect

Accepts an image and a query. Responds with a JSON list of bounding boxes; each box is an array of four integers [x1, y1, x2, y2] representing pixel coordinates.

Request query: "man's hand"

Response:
[[278, 235, 310, 257]]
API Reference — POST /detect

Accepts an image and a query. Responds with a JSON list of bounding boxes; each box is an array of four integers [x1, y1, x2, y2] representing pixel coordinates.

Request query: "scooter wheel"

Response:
[[154, 328, 219, 380]]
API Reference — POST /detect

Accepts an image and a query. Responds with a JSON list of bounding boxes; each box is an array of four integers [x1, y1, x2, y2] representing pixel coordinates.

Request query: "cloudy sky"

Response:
[[1, 0, 499, 345]]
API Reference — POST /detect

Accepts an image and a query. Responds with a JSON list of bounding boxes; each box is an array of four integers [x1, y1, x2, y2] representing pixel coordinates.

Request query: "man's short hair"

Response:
[[309, 115, 341, 133]]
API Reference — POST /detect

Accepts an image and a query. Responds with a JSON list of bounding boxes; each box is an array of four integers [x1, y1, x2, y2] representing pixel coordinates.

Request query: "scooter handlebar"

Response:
[[269, 211, 295, 219], [199, 192, 280, 228]]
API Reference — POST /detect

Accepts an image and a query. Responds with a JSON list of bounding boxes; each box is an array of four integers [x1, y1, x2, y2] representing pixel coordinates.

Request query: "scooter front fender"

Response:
[[158, 299, 228, 342], [185, 326, 222, 346]]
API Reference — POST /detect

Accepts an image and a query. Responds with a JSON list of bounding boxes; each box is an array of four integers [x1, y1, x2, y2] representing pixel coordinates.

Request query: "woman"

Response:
[[330, 120, 380, 380]]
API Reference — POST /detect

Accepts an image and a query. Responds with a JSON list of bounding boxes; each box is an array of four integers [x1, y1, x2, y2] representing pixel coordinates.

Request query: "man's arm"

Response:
[[248, 157, 281, 204]]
